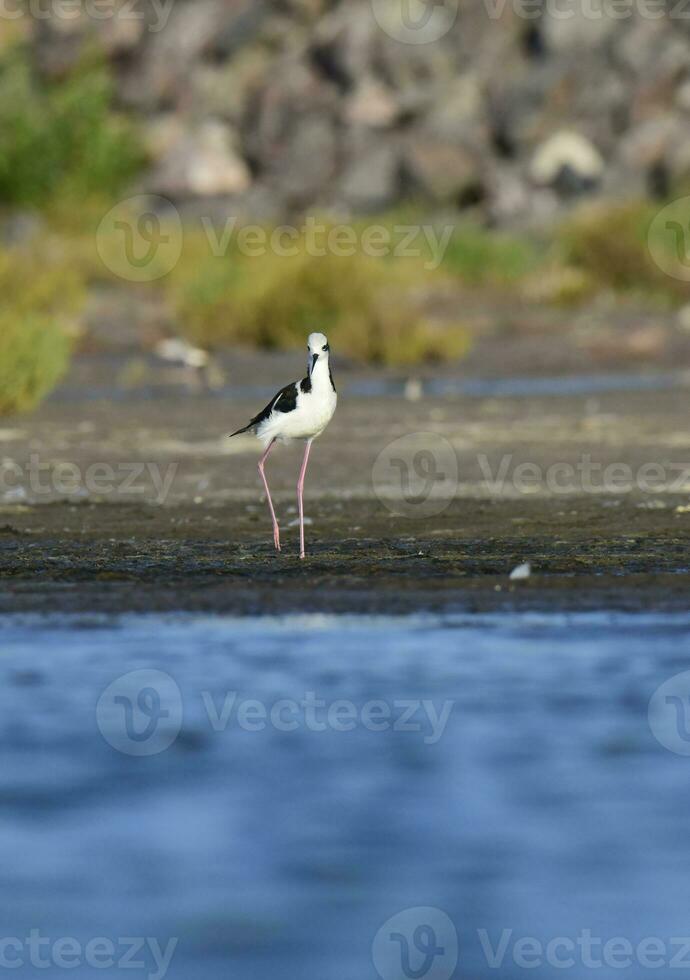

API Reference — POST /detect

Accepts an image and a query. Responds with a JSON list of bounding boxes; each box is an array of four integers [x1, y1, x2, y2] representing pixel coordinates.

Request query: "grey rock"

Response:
[[21, 0, 690, 225], [343, 79, 399, 129], [147, 120, 252, 198], [402, 139, 484, 205], [337, 138, 401, 211], [270, 115, 338, 205]]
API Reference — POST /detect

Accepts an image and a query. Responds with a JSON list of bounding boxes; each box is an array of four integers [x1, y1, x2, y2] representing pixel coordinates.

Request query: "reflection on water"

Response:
[[0, 613, 687, 979]]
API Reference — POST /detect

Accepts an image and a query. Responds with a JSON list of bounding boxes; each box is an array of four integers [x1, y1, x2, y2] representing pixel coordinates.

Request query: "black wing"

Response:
[[229, 380, 301, 437]]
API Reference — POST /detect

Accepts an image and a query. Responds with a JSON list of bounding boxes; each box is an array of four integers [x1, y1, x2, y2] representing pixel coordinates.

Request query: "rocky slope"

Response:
[[24, 0, 690, 224]]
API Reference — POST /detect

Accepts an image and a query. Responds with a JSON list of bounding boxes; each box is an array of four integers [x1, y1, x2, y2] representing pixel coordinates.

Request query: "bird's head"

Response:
[[307, 332, 330, 373]]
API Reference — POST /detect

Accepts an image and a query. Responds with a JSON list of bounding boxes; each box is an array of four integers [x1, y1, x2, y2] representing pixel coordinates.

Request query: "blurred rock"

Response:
[[337, 137, 400, 211], [344, 79, 399, 129], [541, 2, 617, 51], [23, 0, 690, 222], [403, 141, 484, 205], [148, 121, 252, 198], [676, 80, 690, 113], [676, 305, 690, 334], [270, 114, 337, 205], [424, 74, 484, 143], [617, 115, 681, 195]]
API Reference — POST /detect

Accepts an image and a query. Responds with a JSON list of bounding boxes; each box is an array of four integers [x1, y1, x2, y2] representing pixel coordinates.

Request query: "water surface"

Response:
[[0, 613, 687, 979]]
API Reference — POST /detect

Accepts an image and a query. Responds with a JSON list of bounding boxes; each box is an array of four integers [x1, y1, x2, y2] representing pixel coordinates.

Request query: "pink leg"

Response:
[[258, 439, 280, 552], [297, 440, 313, 560]]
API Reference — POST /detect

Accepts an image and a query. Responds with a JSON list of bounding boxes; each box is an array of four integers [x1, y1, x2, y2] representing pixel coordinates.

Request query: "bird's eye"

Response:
[[322, 345, 328, 351]]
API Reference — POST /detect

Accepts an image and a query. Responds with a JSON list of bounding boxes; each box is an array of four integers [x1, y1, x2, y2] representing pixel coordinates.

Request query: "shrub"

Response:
[[441, 223, 542, 284], [0, 243, 83, 414], [169, 228, 471, 365], [0, 316, 72, 415], [556, 201, 675, 299], [0, 45, 144, 207]]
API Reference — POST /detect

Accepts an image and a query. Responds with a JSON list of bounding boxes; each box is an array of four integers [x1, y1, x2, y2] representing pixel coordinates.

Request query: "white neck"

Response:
[[310, 354, 332, 389]]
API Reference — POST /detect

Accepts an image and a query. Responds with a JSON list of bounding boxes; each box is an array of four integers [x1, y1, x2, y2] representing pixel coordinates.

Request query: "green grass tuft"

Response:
[[0, 316, 72, 415], [441, 223, 542, 285], [0, 44, 144, 207], [0, 242, 83, 415]]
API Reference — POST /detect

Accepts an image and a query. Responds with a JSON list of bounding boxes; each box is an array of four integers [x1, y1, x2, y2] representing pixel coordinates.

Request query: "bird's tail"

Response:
[[229, 424, 252, 438]]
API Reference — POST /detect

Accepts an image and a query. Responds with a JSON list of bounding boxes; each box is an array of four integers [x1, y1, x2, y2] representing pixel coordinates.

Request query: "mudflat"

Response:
[[1, 352, 689, 614], [0, 496, 688, 615]]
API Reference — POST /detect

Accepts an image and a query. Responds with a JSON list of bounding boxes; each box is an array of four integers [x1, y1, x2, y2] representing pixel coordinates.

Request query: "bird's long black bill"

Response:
[[310, 353, 319, 373]]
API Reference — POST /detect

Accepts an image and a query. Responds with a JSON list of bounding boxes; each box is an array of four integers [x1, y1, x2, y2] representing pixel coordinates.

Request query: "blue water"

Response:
[[51, 367, 690, 404], [0, 613, 688, 979]]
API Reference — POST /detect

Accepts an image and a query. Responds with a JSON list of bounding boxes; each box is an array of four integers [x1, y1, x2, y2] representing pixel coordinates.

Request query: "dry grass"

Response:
[[0, 316, 73, 415], [0, 242, 83, 414], [168, 226, 472, 365], [556, 200, 684, 302]]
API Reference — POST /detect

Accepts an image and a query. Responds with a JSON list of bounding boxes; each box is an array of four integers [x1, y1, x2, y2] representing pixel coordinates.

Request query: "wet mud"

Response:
[[1, 496, 688, 615]]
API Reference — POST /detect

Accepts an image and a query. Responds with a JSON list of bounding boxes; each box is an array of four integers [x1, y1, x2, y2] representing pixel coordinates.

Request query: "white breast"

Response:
[[258, 384, 336, 444]]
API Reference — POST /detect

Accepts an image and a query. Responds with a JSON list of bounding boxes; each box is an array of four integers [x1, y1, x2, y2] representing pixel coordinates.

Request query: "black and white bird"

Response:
[[230, 332, 337, 559]]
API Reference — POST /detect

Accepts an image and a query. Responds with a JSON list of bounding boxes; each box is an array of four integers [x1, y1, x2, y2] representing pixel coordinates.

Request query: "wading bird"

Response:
[[230, 333, 337, 559]]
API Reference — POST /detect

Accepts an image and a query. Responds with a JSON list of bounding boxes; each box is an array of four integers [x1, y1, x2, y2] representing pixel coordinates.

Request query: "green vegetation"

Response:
[[442, 222, 542, 285], [161, 200, 690, 363], [557, 201, 667, 297], [0, 45, 143, 207], [0, 43, 142, 413], [0, 316, 72, 415], [0, 243, 83, 415], [0, 38, 688, 391], [168, 228, 472, 366]]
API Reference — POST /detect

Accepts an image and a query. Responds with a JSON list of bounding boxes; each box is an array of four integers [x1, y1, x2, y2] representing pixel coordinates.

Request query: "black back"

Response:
[[229, 380, 301, 437], [229, 358, 335, 438]]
